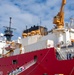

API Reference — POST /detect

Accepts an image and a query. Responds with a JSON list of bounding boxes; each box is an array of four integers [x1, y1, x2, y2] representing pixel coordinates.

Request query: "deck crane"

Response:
[[53, 0, 66, 29]]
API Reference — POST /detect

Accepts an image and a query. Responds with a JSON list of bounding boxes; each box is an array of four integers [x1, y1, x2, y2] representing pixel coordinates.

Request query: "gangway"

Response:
[[9, 59, 37, 75]]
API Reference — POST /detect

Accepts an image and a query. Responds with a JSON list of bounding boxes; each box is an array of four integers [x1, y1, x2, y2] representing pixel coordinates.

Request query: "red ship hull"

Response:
[[0, 48, 74, 75]]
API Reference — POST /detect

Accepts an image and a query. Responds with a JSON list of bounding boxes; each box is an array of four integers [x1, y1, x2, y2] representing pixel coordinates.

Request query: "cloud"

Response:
[[0, 0, 74, 39]]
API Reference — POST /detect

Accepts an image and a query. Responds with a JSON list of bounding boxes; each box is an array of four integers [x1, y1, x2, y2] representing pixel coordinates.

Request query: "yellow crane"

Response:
[[53, 0, 66, 29]]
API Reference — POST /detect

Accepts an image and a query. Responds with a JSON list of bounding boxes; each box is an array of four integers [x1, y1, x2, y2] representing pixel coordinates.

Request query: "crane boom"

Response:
[[60, 0, 66, 12], [53, 0, 66, 29]]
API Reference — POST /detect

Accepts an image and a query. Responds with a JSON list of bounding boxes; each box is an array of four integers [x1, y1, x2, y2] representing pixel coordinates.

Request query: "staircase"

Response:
[[56, 47, 74, 60]]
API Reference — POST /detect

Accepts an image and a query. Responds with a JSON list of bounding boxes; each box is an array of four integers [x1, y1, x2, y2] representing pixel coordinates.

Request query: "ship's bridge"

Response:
[[22, 25, 48, 38]]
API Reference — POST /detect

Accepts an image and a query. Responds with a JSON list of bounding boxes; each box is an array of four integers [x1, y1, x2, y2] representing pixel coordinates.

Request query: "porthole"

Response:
[[12, 60, 18, 64]]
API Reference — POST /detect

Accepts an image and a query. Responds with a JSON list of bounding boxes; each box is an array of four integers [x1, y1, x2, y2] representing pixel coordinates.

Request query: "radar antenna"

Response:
[[4, 17, 16, 41]]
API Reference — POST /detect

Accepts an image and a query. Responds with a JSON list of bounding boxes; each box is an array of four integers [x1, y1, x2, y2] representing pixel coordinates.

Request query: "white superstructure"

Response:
[[0, 24, 74, 60]]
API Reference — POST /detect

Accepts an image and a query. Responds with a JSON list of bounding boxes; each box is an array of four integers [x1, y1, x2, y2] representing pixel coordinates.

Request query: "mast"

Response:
[[9, 17, 12, 29], [4, 17, 15, 41], [53, 0, 66, 29]]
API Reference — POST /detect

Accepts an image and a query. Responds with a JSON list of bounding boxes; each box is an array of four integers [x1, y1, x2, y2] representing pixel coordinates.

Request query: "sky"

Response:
[[0, 0, 74, 40]]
